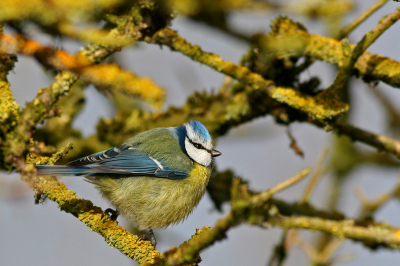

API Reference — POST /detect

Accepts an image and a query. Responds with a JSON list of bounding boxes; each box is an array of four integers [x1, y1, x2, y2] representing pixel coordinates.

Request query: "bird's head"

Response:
[[176, 120, 221, 168]]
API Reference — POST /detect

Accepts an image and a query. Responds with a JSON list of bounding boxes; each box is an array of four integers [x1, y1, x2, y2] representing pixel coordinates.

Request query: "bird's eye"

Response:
[[194, 143, 203, 149]]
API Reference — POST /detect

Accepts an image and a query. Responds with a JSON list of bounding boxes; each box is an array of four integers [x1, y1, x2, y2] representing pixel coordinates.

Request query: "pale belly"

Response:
[[92, 163, 212, 230]]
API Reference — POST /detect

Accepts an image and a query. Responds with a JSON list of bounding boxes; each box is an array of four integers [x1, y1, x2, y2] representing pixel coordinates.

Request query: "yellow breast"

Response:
[[187, 162, 212, 197], [95, 162, 213, 230]]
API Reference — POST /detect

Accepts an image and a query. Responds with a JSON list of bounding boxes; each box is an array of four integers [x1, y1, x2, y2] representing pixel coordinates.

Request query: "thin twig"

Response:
[[301, 149, 329, 203], [319, 238, 345, 264], [368, 85, 400, 134], [355, 170, 400, 220], [295, 235, 344, 265], [340, 0, 390, 38], [348, 6, 400, 72], [251, 168, 311, 206], [267, 151, 327, 266]]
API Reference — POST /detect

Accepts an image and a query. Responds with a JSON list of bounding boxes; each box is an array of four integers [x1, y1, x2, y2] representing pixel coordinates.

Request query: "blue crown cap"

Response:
[[190, 120, 212, 141]]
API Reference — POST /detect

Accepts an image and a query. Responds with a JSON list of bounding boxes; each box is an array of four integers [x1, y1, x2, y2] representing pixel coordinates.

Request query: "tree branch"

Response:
[[34, 176, 162, 264], [332, 121, 400, 158], [266, 215, 400, 248], [147, 28, 348, 121], [0, 34, 165, 109]]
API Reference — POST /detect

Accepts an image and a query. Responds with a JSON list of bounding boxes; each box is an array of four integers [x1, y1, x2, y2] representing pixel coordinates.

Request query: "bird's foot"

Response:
[[103, 208, 119, 221], [136, 229, 157, 247]]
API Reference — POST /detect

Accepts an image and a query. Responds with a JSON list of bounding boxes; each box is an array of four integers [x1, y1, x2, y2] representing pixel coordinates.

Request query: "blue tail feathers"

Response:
[[35, 165, 90, 176]]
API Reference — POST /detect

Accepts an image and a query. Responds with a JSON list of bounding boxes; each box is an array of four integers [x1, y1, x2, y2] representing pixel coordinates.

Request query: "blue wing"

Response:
[[64, 145, 189, 180]]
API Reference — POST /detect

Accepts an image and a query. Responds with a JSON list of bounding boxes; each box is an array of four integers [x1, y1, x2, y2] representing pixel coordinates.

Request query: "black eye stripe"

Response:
[[194, 143, 204, 149], [187, 138, 208, 151]]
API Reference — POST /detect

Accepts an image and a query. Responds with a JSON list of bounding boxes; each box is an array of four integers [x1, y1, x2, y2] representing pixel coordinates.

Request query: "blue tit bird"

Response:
[[35, 120, 221, 246]]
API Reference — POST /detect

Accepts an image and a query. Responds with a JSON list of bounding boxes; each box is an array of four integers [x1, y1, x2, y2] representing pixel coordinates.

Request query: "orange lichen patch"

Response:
[[0, 34, 19, 53], [80, 64, 165, 109], [0, 34, 74, 68], [395, 230, 400, 240], [56, 51, 90, 70], [0, 34, 164, 108], [0, 34, 93, 70], [20, 39, 43, 55]]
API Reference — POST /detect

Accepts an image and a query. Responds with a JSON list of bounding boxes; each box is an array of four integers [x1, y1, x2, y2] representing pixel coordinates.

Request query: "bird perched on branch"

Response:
[[36, 120, 221, 246]]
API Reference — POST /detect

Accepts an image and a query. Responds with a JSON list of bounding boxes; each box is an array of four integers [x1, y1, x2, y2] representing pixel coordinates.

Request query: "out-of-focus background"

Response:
[[2, 0, 400, 265]]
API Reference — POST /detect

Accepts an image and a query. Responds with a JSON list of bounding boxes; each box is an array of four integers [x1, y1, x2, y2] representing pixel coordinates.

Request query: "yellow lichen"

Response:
[[80, 63, 165, 109], [0, 81, 20, 122], [271, 87, 348, 120]]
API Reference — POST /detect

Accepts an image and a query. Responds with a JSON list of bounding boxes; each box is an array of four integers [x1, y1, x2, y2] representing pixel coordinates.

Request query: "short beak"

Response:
[[211, 149, 222, 157]]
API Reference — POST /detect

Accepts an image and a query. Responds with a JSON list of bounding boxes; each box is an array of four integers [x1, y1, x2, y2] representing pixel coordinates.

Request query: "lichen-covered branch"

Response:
[[0, 34, 165, 109], [85, 79, 400, 164], [147, 169, 311, 266], [147, 167, 400, 265], [152, 215, 236, 266], [236, 178, 400, 250], [32, 80, 87, 146], [1, 2, 173, 179], [147, 28, 348, 120], [1, 0, 128, 25], [35, 176, 161, 263], [0, 0, 137, 46], [322, 3, 400, 106], [3, 70, 77, 185], [25, 144, 163, 265], [266, 215, 400, 248], [0, 52, 19, 124], [0, 4, 181, 263], [332, 121, 400, 158], [350, 6, 400, 68], [306, 34, 400, 87], [324, 7, 400, 116], [146, 17, 400, 111]]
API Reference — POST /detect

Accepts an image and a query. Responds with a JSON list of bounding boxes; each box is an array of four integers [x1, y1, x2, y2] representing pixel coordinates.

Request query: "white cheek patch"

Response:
[[185, 138, 212, 167]]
